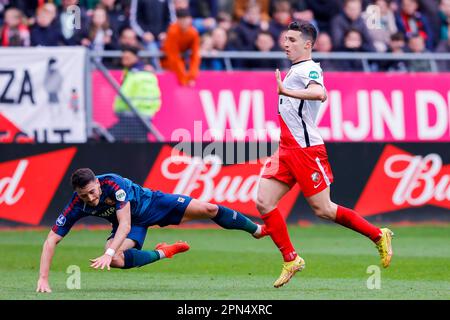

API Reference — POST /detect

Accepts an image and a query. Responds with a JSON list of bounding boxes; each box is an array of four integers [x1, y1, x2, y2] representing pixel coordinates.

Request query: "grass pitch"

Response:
[[0, 225, 449, 300]]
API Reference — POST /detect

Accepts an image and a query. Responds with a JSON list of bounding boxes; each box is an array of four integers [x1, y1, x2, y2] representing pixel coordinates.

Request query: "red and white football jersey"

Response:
[[278, 59, 325, 149]]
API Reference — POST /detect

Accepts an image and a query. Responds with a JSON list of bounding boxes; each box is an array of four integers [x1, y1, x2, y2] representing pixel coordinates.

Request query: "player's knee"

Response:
[[203, 203, 219, 218], [312, 203, 334, 220], [255, 196, 275, 215], [110, 252, 125, 268]]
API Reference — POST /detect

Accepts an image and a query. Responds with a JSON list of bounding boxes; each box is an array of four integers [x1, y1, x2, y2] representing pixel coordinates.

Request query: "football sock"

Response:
[[335, 205, 382, 243], [212, 205, 258, 234], [261, 208, 297, 262], [122, 248, 162, 269]]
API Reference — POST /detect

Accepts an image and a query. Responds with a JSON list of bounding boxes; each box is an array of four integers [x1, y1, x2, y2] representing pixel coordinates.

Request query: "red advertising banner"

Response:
[[143, 145, 301, 219], [355, 144, 450, 216], [0, 147, 76, 225], [93, 71, 450, 142]]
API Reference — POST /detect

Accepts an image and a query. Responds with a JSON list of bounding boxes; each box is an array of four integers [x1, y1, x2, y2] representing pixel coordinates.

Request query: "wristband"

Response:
[[105, 248, 115, 257]]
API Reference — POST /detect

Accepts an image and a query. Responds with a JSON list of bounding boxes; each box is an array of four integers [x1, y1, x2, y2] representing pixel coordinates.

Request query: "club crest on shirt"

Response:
[[56, 214, 66, 226], [115, 189, 126, 202], [104, 197, 116, 206], [177, 197, 185, 203], [311, 171, 321, 182]]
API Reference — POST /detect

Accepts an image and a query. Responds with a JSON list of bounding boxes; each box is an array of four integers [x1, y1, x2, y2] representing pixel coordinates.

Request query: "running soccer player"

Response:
[[256, 21, 394, 288], [36, 168, 268, 293]]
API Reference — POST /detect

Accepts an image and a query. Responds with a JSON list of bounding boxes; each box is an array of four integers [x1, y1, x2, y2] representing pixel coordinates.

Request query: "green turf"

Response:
[[0, 225, 449, 300]]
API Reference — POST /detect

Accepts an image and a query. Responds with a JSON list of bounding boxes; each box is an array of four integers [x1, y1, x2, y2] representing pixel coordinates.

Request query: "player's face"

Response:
[[283, 30, 312, 62], [76, 179, 101, 207]]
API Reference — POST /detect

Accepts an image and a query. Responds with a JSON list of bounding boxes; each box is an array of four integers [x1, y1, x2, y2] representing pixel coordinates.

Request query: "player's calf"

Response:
[[211, 205, 266, 238], [121, 241, 189, 269]]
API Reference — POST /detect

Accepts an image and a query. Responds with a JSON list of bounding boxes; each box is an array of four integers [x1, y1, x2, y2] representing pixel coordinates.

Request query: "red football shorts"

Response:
[[261, 144, 334, 197]]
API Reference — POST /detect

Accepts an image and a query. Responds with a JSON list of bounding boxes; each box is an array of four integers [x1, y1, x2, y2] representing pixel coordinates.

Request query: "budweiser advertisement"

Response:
[[0, 143, 448, 226], [93, 71, 450, 142], [0, 147, 76, 225]]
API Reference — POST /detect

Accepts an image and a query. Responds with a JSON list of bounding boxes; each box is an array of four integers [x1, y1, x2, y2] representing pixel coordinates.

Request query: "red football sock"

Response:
[[262, 208, 298, 262], [335, 206, 382, 243]]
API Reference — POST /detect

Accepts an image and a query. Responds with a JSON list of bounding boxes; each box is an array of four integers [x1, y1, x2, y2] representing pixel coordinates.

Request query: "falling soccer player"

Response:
[[255, 20, 394, 288], [36, 168, 268, 293]]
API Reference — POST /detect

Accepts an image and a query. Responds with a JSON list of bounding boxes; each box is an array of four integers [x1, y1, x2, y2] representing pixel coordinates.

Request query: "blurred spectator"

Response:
[[436, 38, 450, 71], [439, 0, 450, 41], [304, 0, 341, 34], [268, 0, 292, 44], [81, 6, 115, 52], [6, 0, 40, 19], [216, 11, 233, 31], [161, 8, 201, 87], [217, 0, 233, 13], [276, 29, 291, 70], [0, 7, 30, 46], [336, 28, 366, 71], [200, 27, 231, 70], [129, 0, 170, 70], [417, 0, 441, 48], [313, 32, 340, 71], [169, 0, 190, 22], [111, 45, 162, 142], [229, 3, 263, 51], [378, 32, 408, 71], [406, 33, 432, 71], [291, 1, 319, 32], [31, 4, 65, 46], [129, 0, 170, 46], [99, 0, 128, 38], [109, 27, 143, 68], [363, 0, 398, 52], [190, 0, 218, 34], [234, 0, 271, 25], [58, 0, 88, 45], [246, 30, 278, 69], [395, 0, 435, 50], [119, 26, 142, 48], [330, 0, 376, 52]]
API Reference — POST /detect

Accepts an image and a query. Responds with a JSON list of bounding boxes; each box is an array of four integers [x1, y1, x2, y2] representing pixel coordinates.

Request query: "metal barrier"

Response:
[[88, 50, 450, 142], [89, 50, 450, 72]]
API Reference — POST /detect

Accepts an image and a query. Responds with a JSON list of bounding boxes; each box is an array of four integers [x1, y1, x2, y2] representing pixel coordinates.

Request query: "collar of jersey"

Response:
[[291, 59, 312, 66]]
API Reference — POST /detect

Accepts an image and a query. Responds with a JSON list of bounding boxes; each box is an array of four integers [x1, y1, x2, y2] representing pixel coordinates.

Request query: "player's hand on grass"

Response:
[[90, 254, 113, 270], [275, 69, 284, 95], [36, 278, 52, 293]]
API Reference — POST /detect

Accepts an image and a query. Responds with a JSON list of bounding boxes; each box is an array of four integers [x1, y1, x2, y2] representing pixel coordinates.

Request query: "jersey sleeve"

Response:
[[51, 194, 84, 237], [295, 64, 324, 88], [101, 175, 131, 211]]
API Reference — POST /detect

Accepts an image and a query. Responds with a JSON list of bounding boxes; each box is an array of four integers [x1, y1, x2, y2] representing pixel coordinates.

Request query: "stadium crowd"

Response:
[[1, 0, 449, 76]]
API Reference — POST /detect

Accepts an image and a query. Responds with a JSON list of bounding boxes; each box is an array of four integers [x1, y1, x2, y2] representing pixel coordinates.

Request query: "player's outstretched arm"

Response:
[[90, 202, 131, 270], [36, 230, 63, 293], [275, 69, 327, 102]]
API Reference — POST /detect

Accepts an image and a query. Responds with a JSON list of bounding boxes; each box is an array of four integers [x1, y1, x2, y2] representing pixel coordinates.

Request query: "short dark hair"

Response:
[[391, 32, 405, 42], [121, 44, 139, 55], [176, 8, 191, 18], [71, 168, 96, 190], [288, 20, 317, 45]]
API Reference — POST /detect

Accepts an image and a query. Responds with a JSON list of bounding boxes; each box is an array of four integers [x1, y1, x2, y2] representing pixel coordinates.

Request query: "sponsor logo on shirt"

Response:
[[115, 189, 126, 202], [96, 207, 116, 217], [309, 71, 319, 79]]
